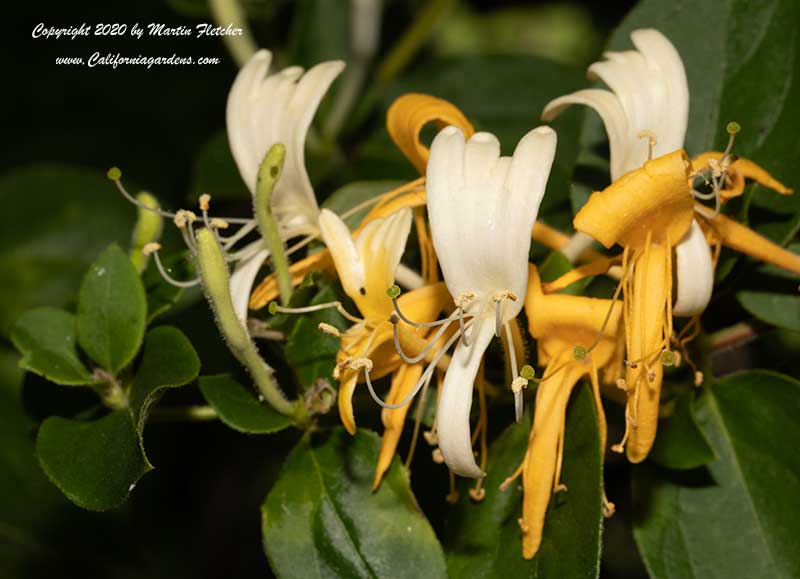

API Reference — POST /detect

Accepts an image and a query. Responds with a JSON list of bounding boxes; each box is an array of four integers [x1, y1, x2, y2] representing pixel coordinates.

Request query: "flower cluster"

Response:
[[115, 29, 796, 560]]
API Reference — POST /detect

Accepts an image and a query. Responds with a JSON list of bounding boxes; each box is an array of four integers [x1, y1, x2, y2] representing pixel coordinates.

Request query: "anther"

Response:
[[616, 378, 628, 391], [210, 218, 229, 229], [317, 322, 341, 338], [423, 430, 438, 446], [454, 292, 476, 309], [554, 483, 568, 493], [511, 376, 528, 394], [432, 448, 444, 464], [199, 194, 211, 212], [174, 209, 197, 229], [637, 130, 657, 160], [469, 487, 486, 501], [648, 371, 656, 383], [517, 518, 529, 533], [694, 371, 704, 387], [347, 357, 373, 372], [142, 242, 161, 256]]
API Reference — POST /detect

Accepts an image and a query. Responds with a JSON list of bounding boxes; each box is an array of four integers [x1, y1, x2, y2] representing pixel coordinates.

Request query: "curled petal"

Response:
[[574, 150, 693, 249], [673, 220, 714, 317], [437, 321, 495, 478], [692, 152, 794, 200], [522, 360, 585, 559], [387, 93, 474, 174], [701, 211, 800, 275]]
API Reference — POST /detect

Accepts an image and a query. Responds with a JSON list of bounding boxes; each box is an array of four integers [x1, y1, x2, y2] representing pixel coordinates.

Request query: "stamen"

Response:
[[637, 130, 657, 161], [404, 369, 434, 469], [268, 300, 364, 324], [220, 220, 257, 250], [391, 312, 457, 364], [694, 371, 704, 387], [199, 193, 211, 212], [151, 247, 201, 288], [491, 292, 515, 338], [388, 285, 461, 329], [365, 322, 467, 410], [423, 430, 438, 446], [503, 321, 525, 423], [317, 322, 341, 338], [210, 218, 230, 229], [432, 448, 445, 464]]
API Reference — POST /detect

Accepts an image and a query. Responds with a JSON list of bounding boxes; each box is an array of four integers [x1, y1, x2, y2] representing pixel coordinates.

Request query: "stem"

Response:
[[375, 0, 456, 85], [195, 228, 297, 416], [254, 144, 293, 306]]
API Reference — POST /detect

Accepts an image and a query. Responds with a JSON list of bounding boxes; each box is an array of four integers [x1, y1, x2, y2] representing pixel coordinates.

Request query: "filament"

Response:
[[152, 250, 201, 288], [365, 322, 468, 410], [391, 313, 459, 364], [270, 301, 363, 324]]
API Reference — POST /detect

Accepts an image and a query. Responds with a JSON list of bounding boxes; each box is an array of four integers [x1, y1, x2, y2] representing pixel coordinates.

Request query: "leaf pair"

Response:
[[11, 245, 200, 510]]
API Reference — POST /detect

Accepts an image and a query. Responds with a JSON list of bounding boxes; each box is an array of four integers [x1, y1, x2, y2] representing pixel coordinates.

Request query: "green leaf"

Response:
[[0, 164, 135, 334], [537, 250, 592, 296], [36, 410, 151, 511], [10, 307, 94, 385], [633, 371, 800, 578], [737, 290, 800, 332], [649, 390, 716, 470], [199, 374, 292, 434], [129, 326, 200, 433], [445, 383, 602, 577], [76, 244, 147, 373], [262, 428, 447, 579], [321, 180, 405, 230]]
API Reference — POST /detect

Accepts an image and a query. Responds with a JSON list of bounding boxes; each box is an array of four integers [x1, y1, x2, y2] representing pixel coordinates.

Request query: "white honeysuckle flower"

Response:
[[225, 50, 345, 326], [543, 28, 712, 316], [542, 28, 688, 182], [673, 220, 714, 316], [427, 125, 557, 478], [227, 49, 345, 234], [318, 207, 412, 324]]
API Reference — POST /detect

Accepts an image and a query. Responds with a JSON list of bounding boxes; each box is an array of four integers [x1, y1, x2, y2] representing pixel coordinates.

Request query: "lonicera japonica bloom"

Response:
[[227, 50, 345, 325], [424, 125, 557, 478], [541, 28, 797, 462]]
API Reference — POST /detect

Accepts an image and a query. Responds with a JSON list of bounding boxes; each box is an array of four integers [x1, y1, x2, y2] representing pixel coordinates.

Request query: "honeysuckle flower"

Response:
[[425, 125, 557, 478], [541, 28, 797, 462], [226, 49, 345, 325], [315, 208, 450, 487], [508, 265, 622, 559]]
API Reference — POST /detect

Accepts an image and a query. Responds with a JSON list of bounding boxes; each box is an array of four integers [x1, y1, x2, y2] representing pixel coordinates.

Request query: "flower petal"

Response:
[[542, 29, 688, 180], [387, 93, 475, 174], [226, 51, 344, 233], [427, 126, 555, 313], [318, 208, 365, 299], [437, 320, 495, 478], [673, 220, 714, 316]]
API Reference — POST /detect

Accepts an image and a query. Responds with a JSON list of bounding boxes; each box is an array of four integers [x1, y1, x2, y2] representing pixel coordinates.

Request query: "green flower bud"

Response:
[[130, 192, 163, 273]]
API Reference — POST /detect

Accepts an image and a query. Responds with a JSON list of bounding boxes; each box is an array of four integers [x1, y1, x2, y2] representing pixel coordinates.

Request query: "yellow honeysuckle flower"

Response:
[[316, 208, 451, 487], [506, 265, 622, 559], [541, 28, 798, 462]]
